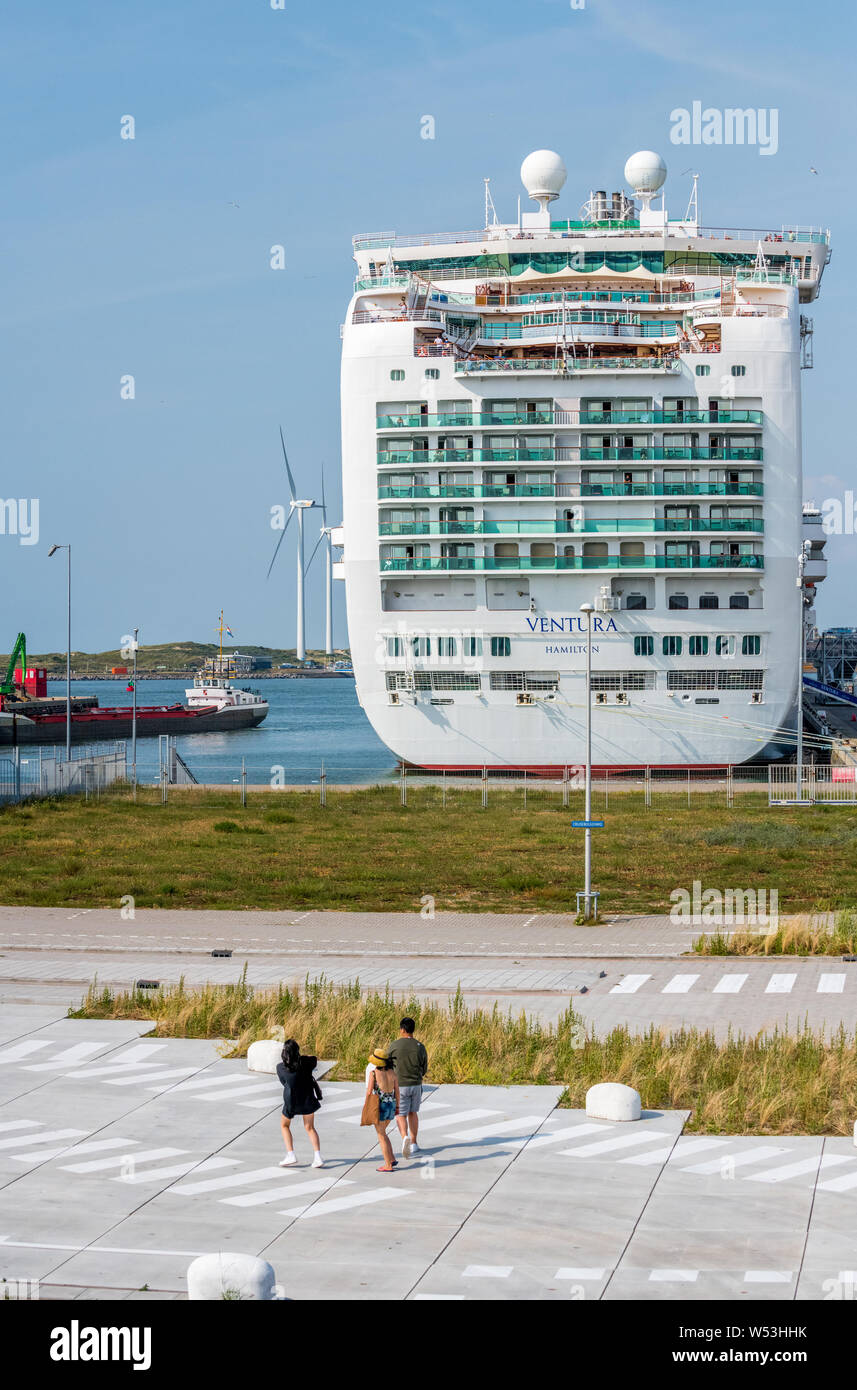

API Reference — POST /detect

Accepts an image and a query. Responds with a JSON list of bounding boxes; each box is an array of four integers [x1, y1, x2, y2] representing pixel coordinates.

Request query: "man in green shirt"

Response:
[[388, 1017, 428, 1158]]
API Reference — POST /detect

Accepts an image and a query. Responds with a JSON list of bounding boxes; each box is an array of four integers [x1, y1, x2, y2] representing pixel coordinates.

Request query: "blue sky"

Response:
[[1, 0, 853, 652]]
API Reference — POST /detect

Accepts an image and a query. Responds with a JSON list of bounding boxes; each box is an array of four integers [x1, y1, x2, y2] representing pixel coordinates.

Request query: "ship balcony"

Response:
[[580, 446, 762, 462], [378, 519, 764, 537], [454, 356, 684, 376], [380, 553, 765, 573], [377, 448, 558, 465], [377, 481, 765, 500], [375, 411, 563, 429], [480, 320, 684, 342], [578, 410, 763, 427]]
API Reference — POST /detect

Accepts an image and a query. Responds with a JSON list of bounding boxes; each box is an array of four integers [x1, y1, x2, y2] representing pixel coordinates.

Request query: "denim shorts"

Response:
[[378, 1094, 396, 1123]]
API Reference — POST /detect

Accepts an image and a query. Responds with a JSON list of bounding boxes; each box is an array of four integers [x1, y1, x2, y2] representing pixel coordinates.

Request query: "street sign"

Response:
[[571, 819, 604, 828]]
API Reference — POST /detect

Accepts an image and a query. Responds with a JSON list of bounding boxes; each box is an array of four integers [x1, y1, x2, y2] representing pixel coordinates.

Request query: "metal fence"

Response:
[[0, 743, 127, 804], [769, 764, 857, 805]]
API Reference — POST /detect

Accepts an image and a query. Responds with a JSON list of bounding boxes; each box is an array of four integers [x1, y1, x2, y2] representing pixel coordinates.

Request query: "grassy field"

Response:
[[2, 786, 857, 913], [70, 975, 857, 1135], [693, 915, 857, 955]]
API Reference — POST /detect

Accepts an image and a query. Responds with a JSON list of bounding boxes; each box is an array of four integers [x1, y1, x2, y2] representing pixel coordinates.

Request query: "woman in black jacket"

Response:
[[277, 1039, 324, 1168]]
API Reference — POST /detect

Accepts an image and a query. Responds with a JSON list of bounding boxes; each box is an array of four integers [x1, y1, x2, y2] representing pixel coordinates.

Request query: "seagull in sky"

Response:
[[809, 167, 819, 175]]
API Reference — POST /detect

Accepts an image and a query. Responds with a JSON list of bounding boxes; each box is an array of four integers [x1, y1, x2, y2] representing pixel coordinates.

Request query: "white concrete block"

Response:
[[247, 1040, 283, 1074], [585, 1082, 641, 1123], [853, 1119, 857, 1148], [187, 1252, 279, 1301]]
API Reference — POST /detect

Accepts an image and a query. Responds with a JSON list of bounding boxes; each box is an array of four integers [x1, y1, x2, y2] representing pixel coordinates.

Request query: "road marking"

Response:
[[60, 1147, 186, 1173], [680, 1145, 790, 1175], [462, 1265, 512, 1278], [238, 1095, 283, 1110], [0, 1042, 52, 1064], [193, 1084, 277, 1102], [281, 1188, 410, 1219], [713, 974, 748, 994], [817, 1170, 857, 1193], [817, 974, 846, 994], [744, 1153, 852, 1184], [765, 974, 797, 994], [115, 1157, 239, 1185], [649, 1269, 698, 1282], [448, 1116, 546, 1143], [390, 1109, 500, 1133], [661, 974, 699, 994], [555, 1267, 606, 1280], [743, 1270, 793, 1283], [24, 1043, 107, 1070], [146, 1073, 262, 1095], [0, 1128, 88, 1151], [11, 1137, 138, 1164], [609, 975, 651, 994], [560, 1129, 671, 1158], [170, 1166, 289, 1195], [0, 1120, 42, 1135], [620, 1137, 725, 1167], [103, 1067, 200, 1087], [525, 1124, 613, 1150], [223, 1176, 346, 1207]]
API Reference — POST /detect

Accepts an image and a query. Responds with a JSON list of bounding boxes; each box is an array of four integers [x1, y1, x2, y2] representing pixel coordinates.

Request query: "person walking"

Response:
[[277, 1039, 324, 1169], [388, 1017, 428, 1158], [362, 1048, 400, 1173]]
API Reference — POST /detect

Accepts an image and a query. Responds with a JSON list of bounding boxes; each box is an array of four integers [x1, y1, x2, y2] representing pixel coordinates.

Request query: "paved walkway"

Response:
[[1, 1008, 855, 1301]]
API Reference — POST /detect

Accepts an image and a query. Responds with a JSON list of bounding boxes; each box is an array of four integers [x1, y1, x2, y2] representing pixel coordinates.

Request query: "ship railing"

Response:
[[379, 519, 764, 536], [380, 554, 765, 572], [377, 482, 765, 500], [454, 356, 683, 374], [353, 226, 829, 249]]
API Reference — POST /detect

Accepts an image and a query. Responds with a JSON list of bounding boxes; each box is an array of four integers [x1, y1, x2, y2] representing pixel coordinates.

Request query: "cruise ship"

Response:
[[337, 150, 829, 771]]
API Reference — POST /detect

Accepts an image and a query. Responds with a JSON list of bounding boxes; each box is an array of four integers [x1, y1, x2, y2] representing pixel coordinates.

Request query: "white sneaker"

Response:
[[410, 1140, 420, 1153], [279, 1153, 297, 1167], [312, 1153, 325, 1168], [401, 1136, 412, 1158]]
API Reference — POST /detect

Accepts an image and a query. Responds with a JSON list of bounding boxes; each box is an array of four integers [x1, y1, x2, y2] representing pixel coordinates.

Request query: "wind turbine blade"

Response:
[[265, 506, 295, 579], [320, 464, 327, 523], [279, 426, 298, 503], [304, 530, 325, 575]]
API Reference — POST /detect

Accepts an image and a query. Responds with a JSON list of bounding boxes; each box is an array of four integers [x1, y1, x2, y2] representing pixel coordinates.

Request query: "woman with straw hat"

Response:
[[363, 1049, 400, 1172]]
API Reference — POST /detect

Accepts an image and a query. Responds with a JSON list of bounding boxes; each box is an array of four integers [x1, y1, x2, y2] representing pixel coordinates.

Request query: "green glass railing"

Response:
[[380, 555, 765, 572], [456, 357, 683, 373], [377, 482, 765, 500], [378, 449, 556, 464], [380, 519, 763, 536], [578, 409, 763, 426], [376, 412, 555, 428], [581, 447, 762, 461]]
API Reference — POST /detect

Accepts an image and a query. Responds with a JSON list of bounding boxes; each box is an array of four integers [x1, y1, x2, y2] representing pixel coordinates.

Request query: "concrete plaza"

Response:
[[2, 1005, 857, 1302]]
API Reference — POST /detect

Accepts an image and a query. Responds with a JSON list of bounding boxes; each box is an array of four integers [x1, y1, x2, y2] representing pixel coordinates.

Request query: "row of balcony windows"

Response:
[[377, 446, 763, 464], [384, 633, 761, 659], [376, 408, 763, 429], [378, 518, 764, 536], [380, 551, 764, 572], [378, 481, 764, 499]]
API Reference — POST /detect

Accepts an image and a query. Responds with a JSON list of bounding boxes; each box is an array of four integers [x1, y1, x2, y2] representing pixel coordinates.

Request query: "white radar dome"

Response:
[[520, 149, 567, 205], [624, 150, 667, 194]]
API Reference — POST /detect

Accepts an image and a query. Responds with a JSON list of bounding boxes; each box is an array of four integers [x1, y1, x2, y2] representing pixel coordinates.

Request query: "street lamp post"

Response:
[[580, 601, 594, 919], [48, 544, 72, 761], [132, 626, 139, 797], [796, 540, 812, 801]]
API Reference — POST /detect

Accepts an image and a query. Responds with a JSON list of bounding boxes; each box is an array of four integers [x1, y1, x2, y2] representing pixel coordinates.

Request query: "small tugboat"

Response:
[[0, 622, 268, 746]]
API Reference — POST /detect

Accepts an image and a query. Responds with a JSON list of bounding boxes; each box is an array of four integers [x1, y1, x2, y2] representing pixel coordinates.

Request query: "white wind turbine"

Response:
[[266, 428, 322, 662]]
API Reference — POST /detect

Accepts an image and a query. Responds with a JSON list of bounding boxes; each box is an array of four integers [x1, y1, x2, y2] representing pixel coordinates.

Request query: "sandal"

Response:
[[377, 1164, 395, 1172]]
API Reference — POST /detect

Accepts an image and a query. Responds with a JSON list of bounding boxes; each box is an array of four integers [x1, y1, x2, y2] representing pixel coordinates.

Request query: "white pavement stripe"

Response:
[[661, 974, 699, 994], [713, 975, 748, 994], [25, 1043, 107, 1070], [223, 1176, 346, 1207], [448, 1116, 546, 1144], [526, 1124, 613, 1150], [650, 1269, 698, 1282], [238, 1096, 283, 1110], [555, 1267, 606, 1280], [407, 1109, 501, 1133], [609, 975, 651, 994], [622, 1137, 727, 1167], [193, 1084, 277, 1102], [560, 1129, 672, 1158], [0, 1128, 88, 1151], [817, 974, 846, 994], [146, 1073, 266, 1095], [743, 1270, 793, 1283], [745, 1153, 853, 1184], [280, 1188, 410, 1219], [817, 1170, 857, 1193], [69, 1043, 168, 1074], [103, 1067, 200, 1087], [170, 1166, 289, 1195], [681, 1145, 790, 1175], [413, 1294, 465, 1300], [115, 1157, 239, 1185], [11, 1138, 138, 1164], [765, 974, 797, 994], [462, 1265, 512, 1278], [0, 1120, 42, 1135], [0, 1042, 52, 1063], [60, 1148, 186, 1173]]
